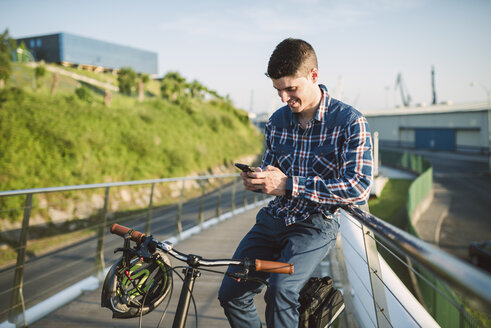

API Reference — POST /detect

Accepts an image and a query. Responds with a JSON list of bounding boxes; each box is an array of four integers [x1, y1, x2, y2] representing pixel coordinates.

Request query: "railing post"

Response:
[[373, 131, 379, 177], [176, 180, 184, 235], [145, 183, 155, 235], [362, 225, 392, 327], [198, 180, 205, 225], [231, 177, 236, 214], [95, 187, 110, 277], [8, 194, 32, 327], [243, 188, 248, 207], [216, 178, 222, 218]]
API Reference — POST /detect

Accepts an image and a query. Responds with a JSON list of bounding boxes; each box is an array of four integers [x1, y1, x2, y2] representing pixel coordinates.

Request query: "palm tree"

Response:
[[161, 71, 187, 102]]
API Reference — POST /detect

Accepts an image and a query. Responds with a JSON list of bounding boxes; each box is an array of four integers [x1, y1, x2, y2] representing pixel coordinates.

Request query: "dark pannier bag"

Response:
[[298, 276, 345, 328]]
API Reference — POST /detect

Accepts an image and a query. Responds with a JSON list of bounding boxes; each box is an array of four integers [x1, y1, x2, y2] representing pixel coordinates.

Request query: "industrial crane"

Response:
[[431, 65, 437, 105], [395, 72, 412, 107]]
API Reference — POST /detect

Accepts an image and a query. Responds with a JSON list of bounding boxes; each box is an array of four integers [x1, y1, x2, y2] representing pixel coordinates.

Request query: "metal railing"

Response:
[[1, 165, 490, 327], [337, 206, 491, 327], [0, 172, 268, 327]]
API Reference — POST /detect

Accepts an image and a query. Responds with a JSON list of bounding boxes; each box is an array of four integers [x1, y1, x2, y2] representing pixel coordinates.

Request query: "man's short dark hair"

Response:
[[266, 38, 318, 79]]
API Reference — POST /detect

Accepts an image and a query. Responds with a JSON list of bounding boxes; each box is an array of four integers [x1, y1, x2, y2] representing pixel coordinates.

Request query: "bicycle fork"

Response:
[[173, 255, 202, 328]]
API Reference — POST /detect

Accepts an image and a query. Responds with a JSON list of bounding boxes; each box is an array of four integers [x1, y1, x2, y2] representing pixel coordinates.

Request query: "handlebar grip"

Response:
[[110, 223, 146, 244], [255, 259, 294, 275]]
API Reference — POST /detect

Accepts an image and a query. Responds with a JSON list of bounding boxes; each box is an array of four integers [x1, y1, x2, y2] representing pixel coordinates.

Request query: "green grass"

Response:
[[368, 179, 412, 226], [0, 63, 264, 223]]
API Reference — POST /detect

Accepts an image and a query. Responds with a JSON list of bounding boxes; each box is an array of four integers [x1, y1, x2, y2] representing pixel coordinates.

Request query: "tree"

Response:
[[117, 67, 137, 96], [187, 80, 205, 100], [141, 74, 150, 84], [138, 73, 150, 102], [16, 42, 30, 63], [51, 73, 59, 95], [160, 71, 186, 102], [0, 29, 16, 88]]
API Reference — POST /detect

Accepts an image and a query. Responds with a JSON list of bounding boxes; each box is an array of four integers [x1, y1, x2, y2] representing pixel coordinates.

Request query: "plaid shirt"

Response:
[[262, 84, 373, 226]]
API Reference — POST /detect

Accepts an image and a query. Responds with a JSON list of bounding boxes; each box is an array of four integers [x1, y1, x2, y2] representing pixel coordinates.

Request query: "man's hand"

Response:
[[241, 165, 287, 196]]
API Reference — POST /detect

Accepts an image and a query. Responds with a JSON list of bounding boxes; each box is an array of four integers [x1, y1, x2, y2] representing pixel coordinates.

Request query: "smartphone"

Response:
[[234, 163, 254, 173]]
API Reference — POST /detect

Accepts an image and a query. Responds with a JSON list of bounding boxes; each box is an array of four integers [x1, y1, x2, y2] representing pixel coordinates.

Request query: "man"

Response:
[[218, 38, 372, 327]]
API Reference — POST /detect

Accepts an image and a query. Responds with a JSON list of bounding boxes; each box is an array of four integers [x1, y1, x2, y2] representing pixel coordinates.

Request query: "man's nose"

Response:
[[278, 90, 289, 103]]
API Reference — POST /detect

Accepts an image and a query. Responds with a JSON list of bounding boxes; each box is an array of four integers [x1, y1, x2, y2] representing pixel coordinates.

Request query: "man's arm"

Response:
[[241, 119, 280, 192]]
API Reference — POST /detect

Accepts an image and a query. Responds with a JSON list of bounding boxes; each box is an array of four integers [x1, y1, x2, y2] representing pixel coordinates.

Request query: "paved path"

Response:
[[28, 63, 119, 92]]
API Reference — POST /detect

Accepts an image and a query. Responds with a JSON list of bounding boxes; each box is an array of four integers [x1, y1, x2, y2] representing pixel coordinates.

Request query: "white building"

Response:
[[364, 102, 491, 155]]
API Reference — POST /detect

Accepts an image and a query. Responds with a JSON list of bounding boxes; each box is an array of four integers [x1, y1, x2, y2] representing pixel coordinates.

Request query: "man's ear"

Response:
[[310, 68, 319, 83]]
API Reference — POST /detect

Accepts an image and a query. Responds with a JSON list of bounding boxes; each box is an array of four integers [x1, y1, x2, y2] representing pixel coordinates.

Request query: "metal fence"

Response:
[[335, 148, 491, 327], [0, 173, 267, 327], [1, 162, 490, 327], [337, 205, 491, 328]]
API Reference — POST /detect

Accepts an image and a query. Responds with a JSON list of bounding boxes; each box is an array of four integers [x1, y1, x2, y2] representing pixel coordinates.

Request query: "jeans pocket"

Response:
[[320, 213, 339, 242]]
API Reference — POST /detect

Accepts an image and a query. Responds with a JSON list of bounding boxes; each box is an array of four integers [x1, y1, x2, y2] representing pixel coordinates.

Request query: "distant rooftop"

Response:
[[363, 102, 490, 117]]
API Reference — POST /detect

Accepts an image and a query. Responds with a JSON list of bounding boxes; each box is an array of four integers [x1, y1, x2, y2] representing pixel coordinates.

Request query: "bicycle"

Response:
[[101, 223, 294, 328]]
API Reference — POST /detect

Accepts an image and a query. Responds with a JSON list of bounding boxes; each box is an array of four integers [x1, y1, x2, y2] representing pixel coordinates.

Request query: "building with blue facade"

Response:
[[16, 32, 158, 75]]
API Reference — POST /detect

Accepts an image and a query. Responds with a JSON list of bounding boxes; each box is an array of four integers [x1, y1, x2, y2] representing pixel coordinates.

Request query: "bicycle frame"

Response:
[[109, 223, 294, 328]]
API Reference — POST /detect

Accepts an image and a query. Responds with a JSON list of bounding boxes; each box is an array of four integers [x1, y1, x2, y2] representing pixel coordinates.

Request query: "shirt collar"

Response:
[[290, 84, 330, 126], [315, 84, 330, 122]]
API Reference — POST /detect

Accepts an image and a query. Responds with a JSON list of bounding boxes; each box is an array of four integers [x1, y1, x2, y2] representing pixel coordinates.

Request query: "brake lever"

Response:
[[114, 235, 155, 261], [225, 272, 269, 287], [246, 276, 269, 287], [135, 236, 154, 260]]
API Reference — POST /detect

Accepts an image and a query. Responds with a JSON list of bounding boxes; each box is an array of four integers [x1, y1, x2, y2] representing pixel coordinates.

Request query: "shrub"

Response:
[[118, 67, 137, 96], [75, 86, 93, 103]]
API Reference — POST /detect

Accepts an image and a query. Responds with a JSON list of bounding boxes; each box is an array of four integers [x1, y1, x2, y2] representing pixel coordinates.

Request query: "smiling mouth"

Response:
[[288, 99, 299, 107]]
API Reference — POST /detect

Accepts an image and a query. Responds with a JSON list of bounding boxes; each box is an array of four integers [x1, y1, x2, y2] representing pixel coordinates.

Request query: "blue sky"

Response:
[[1, 0, 490, 114]]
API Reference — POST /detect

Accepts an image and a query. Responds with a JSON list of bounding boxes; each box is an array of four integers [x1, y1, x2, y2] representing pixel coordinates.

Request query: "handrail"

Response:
[[0, 173, 239, 197], [0, 171, 255, 326], [343, 205, 491, 311]]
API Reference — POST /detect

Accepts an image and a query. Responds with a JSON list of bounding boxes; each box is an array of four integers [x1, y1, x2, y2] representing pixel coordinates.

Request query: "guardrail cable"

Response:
[[21, 254, 97, 289], [342, 259, 379, 327], [343, 237, 423, 327], [21, 266, 96, 311], [0, 284, 15, 298], [366, 259, 422, 327], [363, 226, 476, 322]]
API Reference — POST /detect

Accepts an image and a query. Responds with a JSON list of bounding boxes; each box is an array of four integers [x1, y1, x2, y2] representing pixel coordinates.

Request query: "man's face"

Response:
[[272, 69, 319, 114]]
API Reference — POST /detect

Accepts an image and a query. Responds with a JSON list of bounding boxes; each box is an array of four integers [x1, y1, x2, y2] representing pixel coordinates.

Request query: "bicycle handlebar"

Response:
[[110, 223, 293, 275], [255, 259, 294, 274], [110, 223, 146, 243]]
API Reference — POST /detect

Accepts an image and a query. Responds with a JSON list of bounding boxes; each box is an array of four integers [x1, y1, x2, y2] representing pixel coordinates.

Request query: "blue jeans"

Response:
[[218, 208, 339, 328]]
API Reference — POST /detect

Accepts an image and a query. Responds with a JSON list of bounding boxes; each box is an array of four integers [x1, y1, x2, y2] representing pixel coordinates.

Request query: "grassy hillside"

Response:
[[0, 64, 264, 219]]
